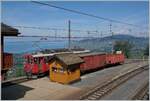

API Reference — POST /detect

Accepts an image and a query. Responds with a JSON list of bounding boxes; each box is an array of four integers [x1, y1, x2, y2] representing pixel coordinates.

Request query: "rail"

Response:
[[131, 82, 149, 100], [2, 76, 29, 87], [80, 65, 149, 100]]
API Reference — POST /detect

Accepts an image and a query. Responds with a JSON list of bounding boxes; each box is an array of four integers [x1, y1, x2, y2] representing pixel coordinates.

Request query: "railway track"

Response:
[[80, 65, 149, 100], [131, 82, 149, 100], [124, 59, 148, 64], [2, 60, 147, 88]]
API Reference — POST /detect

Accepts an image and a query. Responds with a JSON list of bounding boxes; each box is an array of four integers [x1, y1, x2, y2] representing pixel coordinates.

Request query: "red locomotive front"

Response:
[[23, 54, 49, 78]]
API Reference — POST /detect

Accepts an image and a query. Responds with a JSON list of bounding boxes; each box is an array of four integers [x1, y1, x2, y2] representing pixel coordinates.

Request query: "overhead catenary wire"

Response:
[[7, 35, 103, 39], [12, 25, 98, 33], [31, 1, 148, 29]]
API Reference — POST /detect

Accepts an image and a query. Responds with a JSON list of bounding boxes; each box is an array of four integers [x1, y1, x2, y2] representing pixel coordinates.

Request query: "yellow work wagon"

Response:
[[49, 53, 84, 84]]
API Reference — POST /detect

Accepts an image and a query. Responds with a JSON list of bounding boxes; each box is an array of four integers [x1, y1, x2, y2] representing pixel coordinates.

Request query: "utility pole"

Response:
[[68, 20, 71, 50], [109, 23, 114, 54]]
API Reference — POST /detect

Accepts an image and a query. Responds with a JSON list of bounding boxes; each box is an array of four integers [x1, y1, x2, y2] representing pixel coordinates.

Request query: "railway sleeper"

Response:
[[94, 92, 103, 96], [90, 94, 100, 98], [87, 96, 97, 100]]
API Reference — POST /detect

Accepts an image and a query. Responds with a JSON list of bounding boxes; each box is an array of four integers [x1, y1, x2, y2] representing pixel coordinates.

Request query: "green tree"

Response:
[[114, 41, 133, 58]]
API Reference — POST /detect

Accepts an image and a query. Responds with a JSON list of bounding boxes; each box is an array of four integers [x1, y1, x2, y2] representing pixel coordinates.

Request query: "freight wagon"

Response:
[[2, 53, 13, 80], [78, 52, 125, 72], [105, 53, 125, 65], [78, 53, 106, 72]]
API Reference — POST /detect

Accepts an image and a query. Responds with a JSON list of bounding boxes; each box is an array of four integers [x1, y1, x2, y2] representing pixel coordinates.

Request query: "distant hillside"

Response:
[[71, 34, 149, 54]]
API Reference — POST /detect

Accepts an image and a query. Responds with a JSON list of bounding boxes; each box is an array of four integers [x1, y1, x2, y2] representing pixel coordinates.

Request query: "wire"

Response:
[[16, 35, 103, 39], [31, 1, 148, 29], [5, 40, 65, 43], [13, 25, 98, 33]]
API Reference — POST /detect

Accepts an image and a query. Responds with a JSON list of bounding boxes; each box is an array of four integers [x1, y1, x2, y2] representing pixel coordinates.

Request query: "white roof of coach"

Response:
[[72, 50, 90, 53], [32, 50, 90, 58], [32, 52, 72, 58]]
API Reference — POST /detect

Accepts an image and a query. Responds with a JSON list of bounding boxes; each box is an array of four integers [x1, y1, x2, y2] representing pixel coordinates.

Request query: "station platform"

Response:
[[2, 60, 148, 100], [2, 77, 81, 100]]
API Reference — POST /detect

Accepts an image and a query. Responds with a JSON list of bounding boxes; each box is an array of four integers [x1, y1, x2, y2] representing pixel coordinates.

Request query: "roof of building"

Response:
[[54, 53, 84, 66], [77, 52, 106, 57], [1, 23, 20, 36]]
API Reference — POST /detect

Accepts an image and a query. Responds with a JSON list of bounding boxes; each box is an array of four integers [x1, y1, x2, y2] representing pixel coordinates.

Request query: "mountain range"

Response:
[[71, 34, 149, 53]]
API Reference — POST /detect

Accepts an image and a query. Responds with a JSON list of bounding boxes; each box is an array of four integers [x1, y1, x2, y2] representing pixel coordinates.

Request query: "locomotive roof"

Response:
[[32, 52, 72, 58], [77, 52, 106, 57], [31, 50, 90, 58], [53, 53, 84, 66]]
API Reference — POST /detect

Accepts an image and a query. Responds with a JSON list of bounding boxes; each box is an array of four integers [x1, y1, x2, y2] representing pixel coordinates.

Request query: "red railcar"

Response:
[[78, 52, 125, 72], [23, 54, 50, 76], [78, 53, 106, 72], [106, 54, 125, 65], [3, 53, 13, 70], [2, 53, 13, 80]]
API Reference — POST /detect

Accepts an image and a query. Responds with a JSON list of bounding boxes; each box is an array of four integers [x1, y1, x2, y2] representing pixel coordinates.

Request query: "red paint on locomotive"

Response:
[[23, 54, 49, 75]]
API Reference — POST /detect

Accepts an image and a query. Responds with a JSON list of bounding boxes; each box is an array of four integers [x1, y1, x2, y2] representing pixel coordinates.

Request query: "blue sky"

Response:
[[1, 1, 149, 37]]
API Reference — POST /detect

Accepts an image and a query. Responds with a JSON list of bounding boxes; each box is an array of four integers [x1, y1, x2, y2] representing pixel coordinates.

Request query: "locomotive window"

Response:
[[44, 57, 47, 63], [43, 58, 46, 63], [25, 58, 29, 63], [34, 58, 38, 63], [28, 58, 33, 64], [39, 58, 42, 63]]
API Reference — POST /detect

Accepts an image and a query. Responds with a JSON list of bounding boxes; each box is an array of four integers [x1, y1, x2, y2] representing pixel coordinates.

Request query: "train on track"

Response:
[[78, 52, 124, 72], [23, 49, 125, 77]]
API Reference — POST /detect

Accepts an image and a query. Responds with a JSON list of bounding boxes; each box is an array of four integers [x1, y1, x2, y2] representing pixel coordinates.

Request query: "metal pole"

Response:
[[109, 23, 114, 54], [68, 20, 71, 50]]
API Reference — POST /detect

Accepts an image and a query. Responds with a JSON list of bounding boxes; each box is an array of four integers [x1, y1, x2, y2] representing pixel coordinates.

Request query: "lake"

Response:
[[4, 37, 69, 53]]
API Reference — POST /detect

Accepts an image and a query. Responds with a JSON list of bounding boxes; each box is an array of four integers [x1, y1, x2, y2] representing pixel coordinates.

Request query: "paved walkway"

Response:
[[2, 77, 81, 100]]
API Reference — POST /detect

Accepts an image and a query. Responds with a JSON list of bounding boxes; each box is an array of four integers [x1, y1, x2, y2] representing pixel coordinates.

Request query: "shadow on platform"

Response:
[[2, 84, 34, 100]]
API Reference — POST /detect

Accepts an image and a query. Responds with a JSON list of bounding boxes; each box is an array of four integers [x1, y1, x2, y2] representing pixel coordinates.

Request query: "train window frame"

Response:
[[34, 58, 38, 64], [42, 57, 46, 64], [25, 58, 29, 63], [44, 56, 49, 63]]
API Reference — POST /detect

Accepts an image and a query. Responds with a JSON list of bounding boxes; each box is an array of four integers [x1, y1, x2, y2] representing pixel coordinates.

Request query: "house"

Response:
[[49, 53, 84, 84]]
